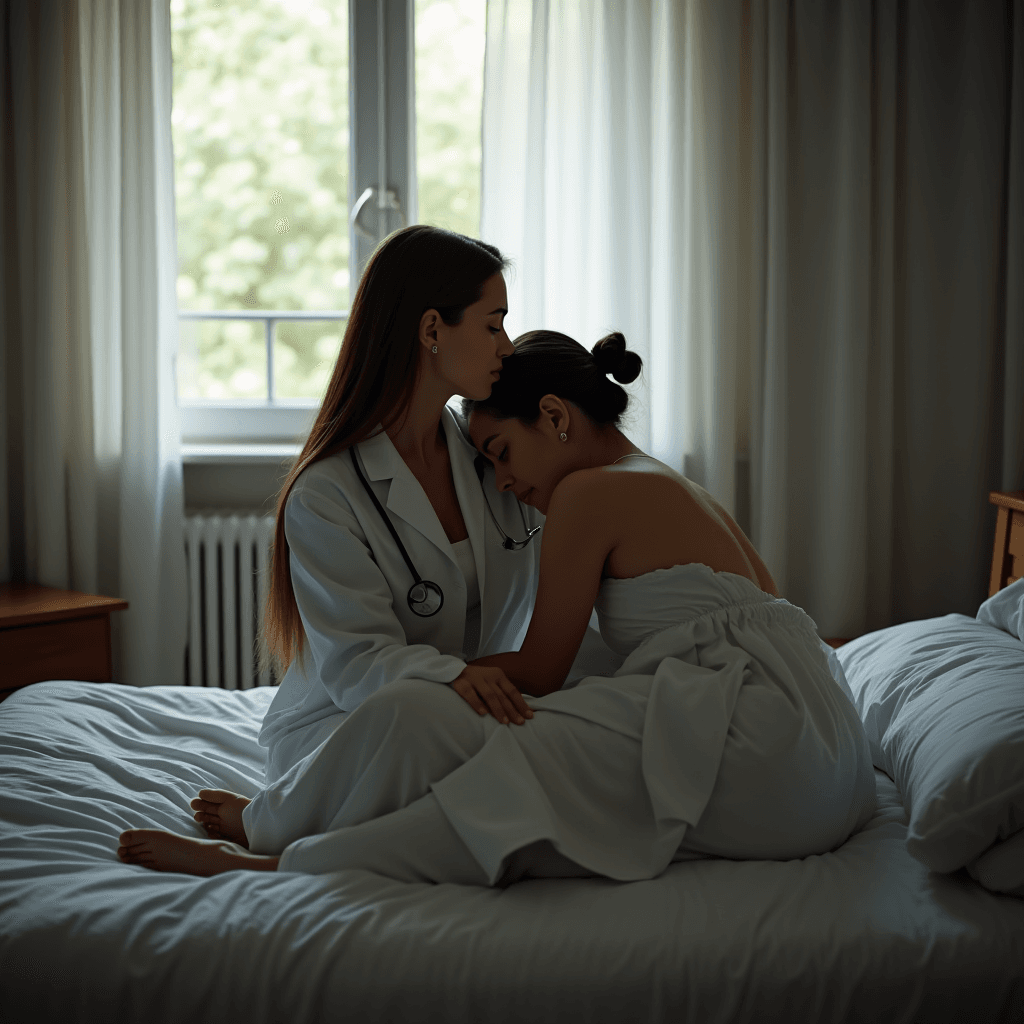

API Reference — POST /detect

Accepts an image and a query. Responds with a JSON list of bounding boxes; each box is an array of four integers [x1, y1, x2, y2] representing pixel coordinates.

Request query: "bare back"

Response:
[[596, 461, 778, 595]]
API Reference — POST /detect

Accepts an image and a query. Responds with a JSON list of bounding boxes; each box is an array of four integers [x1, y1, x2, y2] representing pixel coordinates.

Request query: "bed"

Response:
[[2, 495, 1023, 1024]]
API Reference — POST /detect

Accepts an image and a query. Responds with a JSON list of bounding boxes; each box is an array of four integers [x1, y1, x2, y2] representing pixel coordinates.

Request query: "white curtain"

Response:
[[0, 0, 187, 686], [481, 0, 1024, 637]]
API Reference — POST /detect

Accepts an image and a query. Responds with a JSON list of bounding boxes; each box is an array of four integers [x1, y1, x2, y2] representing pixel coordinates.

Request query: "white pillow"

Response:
[[977, 575, 1024, 641], [835, 609, 1024, 883]]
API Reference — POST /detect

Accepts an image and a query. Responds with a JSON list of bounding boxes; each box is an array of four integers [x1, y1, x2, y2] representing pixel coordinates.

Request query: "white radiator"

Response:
[[184, 511, 277, 689]]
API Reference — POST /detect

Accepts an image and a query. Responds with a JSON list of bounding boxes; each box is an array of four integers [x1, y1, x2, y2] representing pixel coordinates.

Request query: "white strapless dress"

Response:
[[426, 563, 877, 882]]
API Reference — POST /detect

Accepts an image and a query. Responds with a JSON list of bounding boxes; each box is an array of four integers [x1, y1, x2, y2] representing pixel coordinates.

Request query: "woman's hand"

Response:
[[450, 665, 534, 726]]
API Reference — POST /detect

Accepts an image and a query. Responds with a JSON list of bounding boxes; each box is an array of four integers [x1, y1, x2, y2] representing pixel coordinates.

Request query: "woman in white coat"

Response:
[[254, 224, 537, 787]]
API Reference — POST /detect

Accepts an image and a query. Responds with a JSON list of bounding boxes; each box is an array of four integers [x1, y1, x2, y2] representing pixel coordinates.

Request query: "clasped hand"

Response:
[[449, 664, 534, 726]]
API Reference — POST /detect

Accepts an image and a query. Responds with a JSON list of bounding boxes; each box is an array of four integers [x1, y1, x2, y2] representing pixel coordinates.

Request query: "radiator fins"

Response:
[[184, 512, 277, 689]]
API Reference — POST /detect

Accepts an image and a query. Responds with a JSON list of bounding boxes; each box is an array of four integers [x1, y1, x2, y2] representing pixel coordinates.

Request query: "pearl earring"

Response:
[[559, 432, 567, 442], [432, 345, 438, 354]]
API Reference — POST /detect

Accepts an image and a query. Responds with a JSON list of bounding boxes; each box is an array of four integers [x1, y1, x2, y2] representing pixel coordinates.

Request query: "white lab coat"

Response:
[[258, 404, 624, 781]]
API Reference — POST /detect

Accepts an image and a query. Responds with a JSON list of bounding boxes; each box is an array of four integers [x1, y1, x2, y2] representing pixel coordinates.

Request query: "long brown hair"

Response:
[[260, 225, 509, 678]]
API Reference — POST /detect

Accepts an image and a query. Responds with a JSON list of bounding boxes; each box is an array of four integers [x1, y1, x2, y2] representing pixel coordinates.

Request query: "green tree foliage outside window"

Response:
[[415, 0, 485, 241], [171, 0, 486, 403]]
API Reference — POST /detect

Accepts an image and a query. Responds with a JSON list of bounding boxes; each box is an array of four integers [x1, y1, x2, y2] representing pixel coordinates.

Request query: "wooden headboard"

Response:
[[988, 491, 1024, 596]]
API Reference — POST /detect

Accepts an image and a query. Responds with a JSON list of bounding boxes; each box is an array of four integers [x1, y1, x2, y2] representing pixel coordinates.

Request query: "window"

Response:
[[171, 0, 486, 447]]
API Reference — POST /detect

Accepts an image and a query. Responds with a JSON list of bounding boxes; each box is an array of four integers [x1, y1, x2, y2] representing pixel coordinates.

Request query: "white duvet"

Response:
[[1, 680, 1022, 1024]]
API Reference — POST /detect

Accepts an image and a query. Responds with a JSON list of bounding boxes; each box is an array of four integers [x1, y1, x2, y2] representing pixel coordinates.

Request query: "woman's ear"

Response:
[[537, 394, 570, 437], [419, 309, 440, 351]]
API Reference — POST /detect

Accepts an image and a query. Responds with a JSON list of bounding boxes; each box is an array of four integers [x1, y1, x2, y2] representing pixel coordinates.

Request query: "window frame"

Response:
[[177, 0, 416, 449]]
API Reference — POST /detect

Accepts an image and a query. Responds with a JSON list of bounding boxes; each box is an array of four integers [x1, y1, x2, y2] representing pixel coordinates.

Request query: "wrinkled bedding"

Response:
[[1, 680, 1022, 1024]]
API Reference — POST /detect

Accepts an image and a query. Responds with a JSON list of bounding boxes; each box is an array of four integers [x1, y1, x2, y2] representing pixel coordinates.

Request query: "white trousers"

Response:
[[246, 679, 491, 849]]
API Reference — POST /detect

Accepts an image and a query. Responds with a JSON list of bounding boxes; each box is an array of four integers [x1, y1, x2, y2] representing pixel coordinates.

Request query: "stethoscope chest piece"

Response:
[[408, 579, 444, 617]]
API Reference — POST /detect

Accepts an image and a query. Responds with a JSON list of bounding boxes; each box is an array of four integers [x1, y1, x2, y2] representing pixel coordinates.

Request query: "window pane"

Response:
[[415, 0, 486, 238], [274, 319, 346, 400], [170, 0, 350, 400], [178, 319, 268, 400]]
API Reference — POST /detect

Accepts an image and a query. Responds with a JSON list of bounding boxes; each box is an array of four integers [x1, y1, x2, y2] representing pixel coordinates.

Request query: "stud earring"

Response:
[[432, 345, 438, 354], [559, 432, 567, 442]]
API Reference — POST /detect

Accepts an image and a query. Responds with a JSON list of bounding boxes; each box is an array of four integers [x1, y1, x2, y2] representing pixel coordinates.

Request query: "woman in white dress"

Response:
[[118, 330, 876, 883]]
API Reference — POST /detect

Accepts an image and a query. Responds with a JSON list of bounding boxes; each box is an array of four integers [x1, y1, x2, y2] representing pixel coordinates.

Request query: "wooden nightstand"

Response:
[[0, 584, 129, 702]]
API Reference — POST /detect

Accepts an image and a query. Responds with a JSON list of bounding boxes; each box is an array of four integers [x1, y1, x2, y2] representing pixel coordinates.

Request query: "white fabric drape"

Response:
[[481, 0, 1024, 637], [1, 0, 187, 686]]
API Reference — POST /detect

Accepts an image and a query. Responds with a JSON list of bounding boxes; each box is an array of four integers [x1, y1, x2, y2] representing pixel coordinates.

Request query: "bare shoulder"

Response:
[[556, 463, 690, 507], [546, 464, 688, 540], [546, 466, 638, 521], [546, 466, 608, 511]]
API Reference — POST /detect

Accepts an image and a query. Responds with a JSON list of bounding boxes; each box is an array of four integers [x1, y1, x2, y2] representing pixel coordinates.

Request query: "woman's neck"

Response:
[[578, 426, 646, 469], [386, 389, 451, 471]]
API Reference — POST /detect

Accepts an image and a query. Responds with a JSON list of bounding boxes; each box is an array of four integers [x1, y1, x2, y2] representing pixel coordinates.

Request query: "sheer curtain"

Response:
[[481, 0, 1024, 637], [0, 0, 187, 686]]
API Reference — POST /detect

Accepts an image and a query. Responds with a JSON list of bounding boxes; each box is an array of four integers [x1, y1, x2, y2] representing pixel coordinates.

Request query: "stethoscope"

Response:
[[350, 447, 541, 617]]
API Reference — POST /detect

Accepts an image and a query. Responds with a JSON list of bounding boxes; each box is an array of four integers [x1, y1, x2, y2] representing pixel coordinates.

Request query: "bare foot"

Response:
[[190, 789, 251, 846], [117, 829, 278, 876]]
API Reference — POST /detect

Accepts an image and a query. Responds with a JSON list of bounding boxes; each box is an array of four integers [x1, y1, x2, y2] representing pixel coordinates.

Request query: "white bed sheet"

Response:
[[1, 680, 1022, 1024]]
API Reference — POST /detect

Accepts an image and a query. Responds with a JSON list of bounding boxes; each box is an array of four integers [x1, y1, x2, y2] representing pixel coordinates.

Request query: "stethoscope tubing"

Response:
[[350, 448, 430, 589], [350, 447, 444, 616]]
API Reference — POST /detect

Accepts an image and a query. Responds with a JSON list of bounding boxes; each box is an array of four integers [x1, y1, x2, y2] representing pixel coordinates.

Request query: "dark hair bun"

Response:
[[592, 332, 642, 385], [463, 326, 642, 429]]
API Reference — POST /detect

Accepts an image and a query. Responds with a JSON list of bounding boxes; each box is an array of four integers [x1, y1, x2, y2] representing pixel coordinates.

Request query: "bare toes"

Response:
[[197, 789, 236, 804], [195, 815, 223, 836], [118, 845, 153, 865]]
